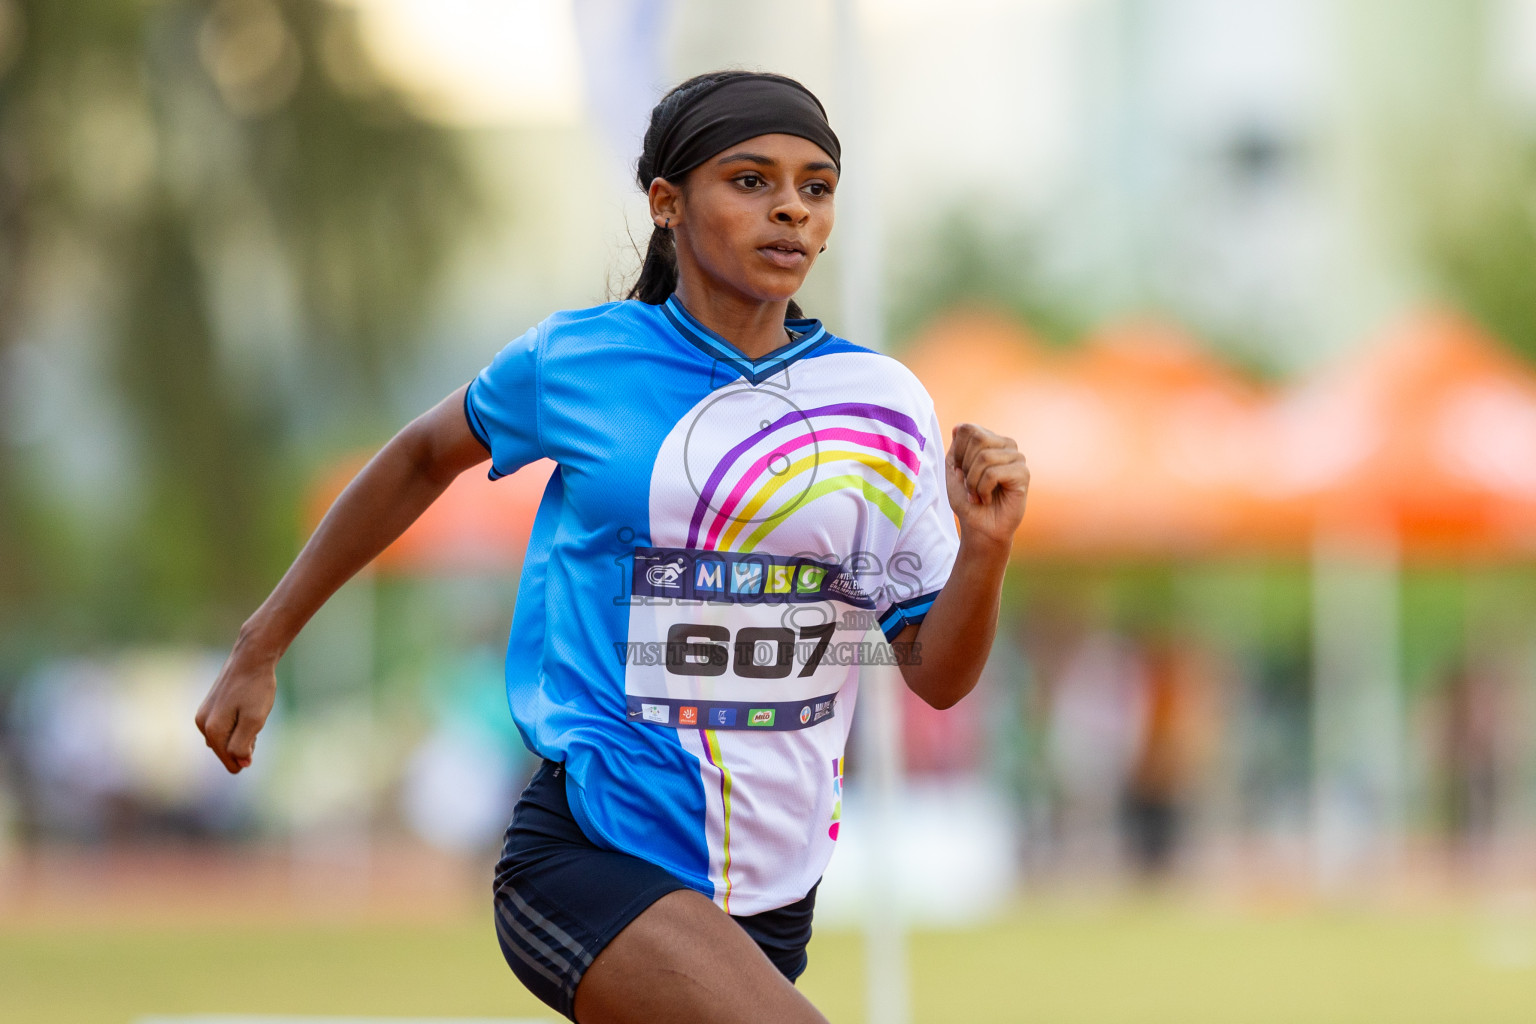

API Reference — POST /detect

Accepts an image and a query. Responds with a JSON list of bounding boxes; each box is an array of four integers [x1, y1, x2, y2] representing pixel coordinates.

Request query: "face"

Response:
[[648, 132, 838, 306]]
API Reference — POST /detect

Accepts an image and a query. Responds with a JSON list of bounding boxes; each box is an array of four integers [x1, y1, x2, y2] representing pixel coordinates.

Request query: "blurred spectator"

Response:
[[1120, 635, 1220, 879], [8, 651, 269, 841], [1044, 629, 1148, 875], [902, 679, 985, 776], [0, 724, 18, 860], [1428, 654, 1524, 875], [400, 641, 533, 854]]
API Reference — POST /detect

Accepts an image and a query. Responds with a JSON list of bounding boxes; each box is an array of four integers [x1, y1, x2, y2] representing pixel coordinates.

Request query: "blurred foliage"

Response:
[[1419, 136, 1536, 364], [884, 206, 1092, 353], [1352, 0, 1536, 364], [0, 0, 487, 659]]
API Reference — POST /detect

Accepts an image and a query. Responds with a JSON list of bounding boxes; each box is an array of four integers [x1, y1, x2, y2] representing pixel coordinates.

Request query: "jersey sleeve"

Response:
[[464, 323, 545, 480], [875, 395, 960, 642]]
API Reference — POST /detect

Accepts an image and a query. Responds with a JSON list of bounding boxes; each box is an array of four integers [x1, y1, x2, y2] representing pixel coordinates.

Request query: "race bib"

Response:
[[619, 547, 875, 730]]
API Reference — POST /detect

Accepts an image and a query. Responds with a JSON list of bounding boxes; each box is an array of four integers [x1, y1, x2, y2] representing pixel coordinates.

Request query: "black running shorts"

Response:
[[491, 758, 818, 1021]]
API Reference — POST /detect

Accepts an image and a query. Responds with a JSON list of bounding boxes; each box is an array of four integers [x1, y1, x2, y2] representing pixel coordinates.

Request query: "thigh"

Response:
[[492, 761, 693, 1021], [573, 888, 830, 1024], [732, 881, 818, 982]]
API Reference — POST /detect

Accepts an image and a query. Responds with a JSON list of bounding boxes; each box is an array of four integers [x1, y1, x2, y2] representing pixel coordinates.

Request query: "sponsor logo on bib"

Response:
[[644, 556, 687, 588], [748, 708, 776, 727], [629, 547, 874, 608]]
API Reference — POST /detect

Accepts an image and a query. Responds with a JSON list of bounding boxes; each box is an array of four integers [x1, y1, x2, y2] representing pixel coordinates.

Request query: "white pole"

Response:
[[832, 0, 883, 359], [860, 663, 910, 1024], [831, 3, 910, 1023], [1310, 523, 1403, 893]]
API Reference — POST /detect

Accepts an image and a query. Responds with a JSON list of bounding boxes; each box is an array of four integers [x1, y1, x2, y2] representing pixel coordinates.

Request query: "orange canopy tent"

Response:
[[899, 310, 1048, 420], [905, 312, 1278, 557], [1254, 309, 1536, 559], [306, 456, 555, 575], [905, 307, 1536, 560]]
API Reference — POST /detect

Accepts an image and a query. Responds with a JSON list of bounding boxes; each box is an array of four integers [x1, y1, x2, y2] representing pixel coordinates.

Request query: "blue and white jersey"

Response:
[[465, 296, 960, 914]]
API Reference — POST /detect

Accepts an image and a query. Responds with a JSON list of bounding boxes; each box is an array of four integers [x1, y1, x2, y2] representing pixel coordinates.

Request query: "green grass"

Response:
[[3, 901, 1534, 1023]]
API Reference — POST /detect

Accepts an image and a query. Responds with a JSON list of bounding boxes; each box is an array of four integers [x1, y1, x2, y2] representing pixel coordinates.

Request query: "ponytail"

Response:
[[628, 224, 678, 305]]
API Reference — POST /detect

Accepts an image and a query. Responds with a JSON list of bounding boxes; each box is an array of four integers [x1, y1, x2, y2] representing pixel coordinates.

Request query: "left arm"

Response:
[[893, 423, 1029, 709]]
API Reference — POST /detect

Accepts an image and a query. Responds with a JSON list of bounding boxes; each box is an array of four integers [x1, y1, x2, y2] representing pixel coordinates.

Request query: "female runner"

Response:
[[196, 70, 1030, 1024]]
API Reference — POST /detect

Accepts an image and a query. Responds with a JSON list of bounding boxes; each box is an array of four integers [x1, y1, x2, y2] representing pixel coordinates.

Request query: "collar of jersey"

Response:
[[660, 293, 830, 385]]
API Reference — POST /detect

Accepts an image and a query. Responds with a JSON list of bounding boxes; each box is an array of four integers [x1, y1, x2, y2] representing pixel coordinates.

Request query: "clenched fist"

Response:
[[195, 633, 278, 774], [945, 422, 1030, 547]]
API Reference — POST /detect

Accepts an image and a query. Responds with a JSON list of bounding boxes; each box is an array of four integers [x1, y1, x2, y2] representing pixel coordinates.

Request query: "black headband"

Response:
[[642, 74, 841, 189]]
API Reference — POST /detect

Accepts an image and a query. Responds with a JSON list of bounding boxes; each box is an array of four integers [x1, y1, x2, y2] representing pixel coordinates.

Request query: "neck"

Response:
[[672, 277, 792, 361]]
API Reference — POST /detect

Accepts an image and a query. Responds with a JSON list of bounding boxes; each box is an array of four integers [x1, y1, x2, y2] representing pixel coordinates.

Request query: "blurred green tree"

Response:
[[1418, 138, 1536, 362], [885, 206, 1091, 353], [0, 0, 486, 658], [1340, 0, 1536, 363]]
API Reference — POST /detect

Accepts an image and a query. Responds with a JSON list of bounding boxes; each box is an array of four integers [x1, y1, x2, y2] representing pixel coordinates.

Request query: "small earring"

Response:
[[663, 218, 671, 229], [819, 244, 827, 253]]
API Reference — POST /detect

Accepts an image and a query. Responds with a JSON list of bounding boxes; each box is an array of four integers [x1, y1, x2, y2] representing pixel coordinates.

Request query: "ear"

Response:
[[647, 176, 683, 229]]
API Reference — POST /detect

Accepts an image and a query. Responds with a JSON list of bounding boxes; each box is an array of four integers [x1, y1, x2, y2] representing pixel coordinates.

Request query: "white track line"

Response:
[[135, 1017, 552, 1023]]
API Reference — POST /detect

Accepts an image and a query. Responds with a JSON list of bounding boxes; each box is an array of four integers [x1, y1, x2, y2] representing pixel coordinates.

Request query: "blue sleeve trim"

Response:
[[463, 378, 494, 453], [530, 320, 546, 458], [878, 588, 943, 642], [462, 378, 507, 481]]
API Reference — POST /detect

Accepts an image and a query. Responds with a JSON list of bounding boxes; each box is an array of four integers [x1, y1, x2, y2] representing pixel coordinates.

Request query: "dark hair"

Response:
[[627, 70, 807, 320]]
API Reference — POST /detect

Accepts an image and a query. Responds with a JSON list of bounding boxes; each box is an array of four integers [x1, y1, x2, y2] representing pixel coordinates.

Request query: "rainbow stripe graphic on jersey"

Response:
[[685, 404, 928, 552], [829, 756, 844, 841], [700, 730, 737, 912]]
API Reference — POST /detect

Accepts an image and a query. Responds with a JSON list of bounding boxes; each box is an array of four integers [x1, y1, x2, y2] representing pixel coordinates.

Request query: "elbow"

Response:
[[920, 690, 965, 712], [903, 671, 969, 711], [901, 663, 981, 711], [893, 631, 979, 710]]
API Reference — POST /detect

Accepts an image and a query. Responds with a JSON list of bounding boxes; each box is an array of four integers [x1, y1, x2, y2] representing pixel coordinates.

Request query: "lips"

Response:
[[759, 239, 808, 269]]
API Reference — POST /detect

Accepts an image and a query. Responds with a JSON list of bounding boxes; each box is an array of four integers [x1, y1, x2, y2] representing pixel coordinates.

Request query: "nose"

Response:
[[770, 187, 810, 225]]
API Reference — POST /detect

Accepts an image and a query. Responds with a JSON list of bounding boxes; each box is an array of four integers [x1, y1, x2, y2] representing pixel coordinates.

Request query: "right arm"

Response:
[[195, 383, 493, 773]]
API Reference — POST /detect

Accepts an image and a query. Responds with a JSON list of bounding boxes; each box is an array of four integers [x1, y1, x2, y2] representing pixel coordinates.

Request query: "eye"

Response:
[[734, 173, 766, 190], [802, 181, 834, 198]]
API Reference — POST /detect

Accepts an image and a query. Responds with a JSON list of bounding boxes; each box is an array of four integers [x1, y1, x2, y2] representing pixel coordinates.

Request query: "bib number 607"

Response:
[[665, 622, 836, 679]]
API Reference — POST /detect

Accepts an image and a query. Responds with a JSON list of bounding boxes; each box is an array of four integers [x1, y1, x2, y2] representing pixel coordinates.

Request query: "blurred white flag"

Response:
[[572, 0, 672, 177]]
